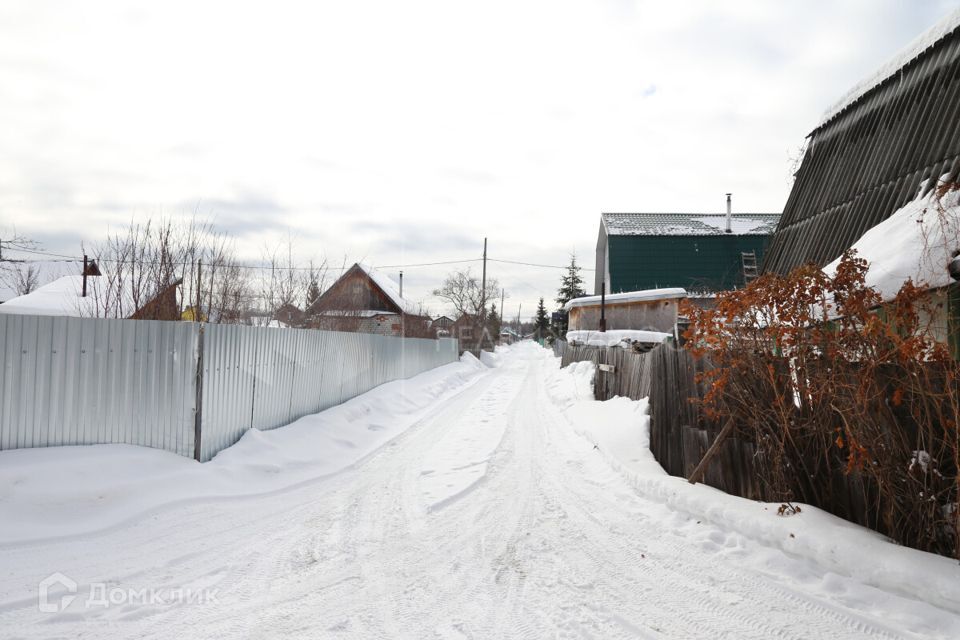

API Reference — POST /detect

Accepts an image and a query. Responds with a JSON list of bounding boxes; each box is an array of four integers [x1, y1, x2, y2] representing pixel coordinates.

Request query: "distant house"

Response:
[[595, 211, 780, 295], [432, 315, 454, 337], [763, 10, 960, 358], [306, 263, 431, 337], [450, 313, 495, 353], [499, 327, 521, 344], [0, 273, 182, 320]]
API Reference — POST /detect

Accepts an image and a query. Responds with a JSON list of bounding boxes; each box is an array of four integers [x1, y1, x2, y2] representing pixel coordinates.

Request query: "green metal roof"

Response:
[[602, 213, 781, 237]]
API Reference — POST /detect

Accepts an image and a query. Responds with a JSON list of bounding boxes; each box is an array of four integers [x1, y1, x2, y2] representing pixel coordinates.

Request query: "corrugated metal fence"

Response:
[[0, 314, 458, 462]]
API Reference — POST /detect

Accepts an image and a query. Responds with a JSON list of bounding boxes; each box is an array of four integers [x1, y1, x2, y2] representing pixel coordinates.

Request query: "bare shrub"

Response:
[[684, 252, 960, 557]]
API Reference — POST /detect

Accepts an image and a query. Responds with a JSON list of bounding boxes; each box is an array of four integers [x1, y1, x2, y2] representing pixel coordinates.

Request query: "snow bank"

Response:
[[0, 353, 488, 545], [566, 329, 670, 347], [479, 350, 502, 368], [545, 357, 960, 615], [824, 181, 960, 301]]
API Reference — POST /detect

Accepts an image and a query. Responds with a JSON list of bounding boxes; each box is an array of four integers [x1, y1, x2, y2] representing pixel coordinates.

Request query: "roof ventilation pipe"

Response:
[[725, 193, 733, 233]]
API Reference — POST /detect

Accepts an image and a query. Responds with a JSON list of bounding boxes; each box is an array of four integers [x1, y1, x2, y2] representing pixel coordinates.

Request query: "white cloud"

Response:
[[0, 0, 955, 315]]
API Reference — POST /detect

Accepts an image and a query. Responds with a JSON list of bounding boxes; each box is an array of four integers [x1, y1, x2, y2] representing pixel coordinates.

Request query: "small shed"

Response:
[[563, 288, 686, 336]]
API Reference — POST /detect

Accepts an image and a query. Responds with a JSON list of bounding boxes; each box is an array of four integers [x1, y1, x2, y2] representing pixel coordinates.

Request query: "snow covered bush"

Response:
[[683, 247, 960, 558]]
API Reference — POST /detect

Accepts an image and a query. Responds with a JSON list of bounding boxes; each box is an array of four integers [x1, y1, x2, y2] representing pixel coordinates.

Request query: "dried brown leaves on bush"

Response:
[[683, 252, 959, 557]]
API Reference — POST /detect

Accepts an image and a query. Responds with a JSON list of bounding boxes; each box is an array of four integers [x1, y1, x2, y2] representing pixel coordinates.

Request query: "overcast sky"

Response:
[[1, 0, 956, 317]]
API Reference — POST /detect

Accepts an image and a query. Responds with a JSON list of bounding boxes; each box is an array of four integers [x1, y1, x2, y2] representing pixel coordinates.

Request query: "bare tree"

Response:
[[85, 216, 253, 322], [0, 263, 40, 296], [432, 268, 499, 319]]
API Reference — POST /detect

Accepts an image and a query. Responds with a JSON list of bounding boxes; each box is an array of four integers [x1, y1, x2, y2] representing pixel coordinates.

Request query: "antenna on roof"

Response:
[[725, 193, 733, 234]]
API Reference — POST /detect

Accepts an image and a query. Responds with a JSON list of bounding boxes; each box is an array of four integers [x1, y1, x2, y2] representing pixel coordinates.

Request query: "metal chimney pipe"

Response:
[[399, 271, 403, 297], [725, 193, 732, 234]]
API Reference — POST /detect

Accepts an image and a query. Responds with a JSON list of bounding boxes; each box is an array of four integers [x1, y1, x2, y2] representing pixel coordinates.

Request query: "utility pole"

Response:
[[480, 238, 487, 348], [480, 238, 487, 318], [196, 259, 203, 322], [82, 254, 88, 298]]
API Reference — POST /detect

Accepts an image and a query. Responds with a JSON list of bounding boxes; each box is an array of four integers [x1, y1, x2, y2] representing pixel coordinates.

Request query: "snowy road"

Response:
[[2, 344, 959, 638]]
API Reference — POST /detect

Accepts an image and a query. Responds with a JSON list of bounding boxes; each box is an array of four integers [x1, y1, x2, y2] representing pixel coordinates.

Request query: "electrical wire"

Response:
[[1, 245, 593, 273]]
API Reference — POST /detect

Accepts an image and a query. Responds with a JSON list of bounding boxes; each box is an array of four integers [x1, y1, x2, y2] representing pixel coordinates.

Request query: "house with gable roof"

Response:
[[305, 263, 432, 337], [595, 211, 780, 296]]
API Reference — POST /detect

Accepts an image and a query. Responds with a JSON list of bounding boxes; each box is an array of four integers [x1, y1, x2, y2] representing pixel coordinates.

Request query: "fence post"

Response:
[[193, 325, 205, 462], [688, 417, 735, 485]]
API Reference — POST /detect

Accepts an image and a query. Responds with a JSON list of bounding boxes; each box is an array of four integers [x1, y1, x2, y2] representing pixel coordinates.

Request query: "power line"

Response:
[[489, 258, 596, 272], [2, 245, 593, 274], [377, 258, 482, 269]]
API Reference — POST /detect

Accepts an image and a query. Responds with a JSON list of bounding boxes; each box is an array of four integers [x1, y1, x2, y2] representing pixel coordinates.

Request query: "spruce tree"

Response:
[[534, 297, 549, 340], [487, 302, 502, 340], [554, 254, 585, 336], [556, 253, 586, 308]]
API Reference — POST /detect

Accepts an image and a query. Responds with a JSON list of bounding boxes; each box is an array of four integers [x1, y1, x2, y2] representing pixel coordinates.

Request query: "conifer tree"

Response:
[[534, 297, 549, 340], [554, 254, 586, 335], [487, 302, 502, 339], [556, 254, 586, 308]]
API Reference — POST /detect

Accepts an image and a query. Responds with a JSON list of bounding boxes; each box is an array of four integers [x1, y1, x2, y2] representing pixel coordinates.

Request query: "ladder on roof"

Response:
[[741, 251, 759, 284]]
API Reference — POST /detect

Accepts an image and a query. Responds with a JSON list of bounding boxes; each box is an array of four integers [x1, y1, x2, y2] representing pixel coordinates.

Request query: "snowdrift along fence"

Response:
[[560, 342, 755, 493], [560, 343, 946, 551], [0, 314, 458, 461]]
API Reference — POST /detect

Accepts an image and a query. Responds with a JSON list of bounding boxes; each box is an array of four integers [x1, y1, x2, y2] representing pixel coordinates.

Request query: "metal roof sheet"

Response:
[[602, 213, 781, 237]]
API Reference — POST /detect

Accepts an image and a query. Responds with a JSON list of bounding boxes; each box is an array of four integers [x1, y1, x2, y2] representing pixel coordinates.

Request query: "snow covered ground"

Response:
[[2, 343, 960, 638]]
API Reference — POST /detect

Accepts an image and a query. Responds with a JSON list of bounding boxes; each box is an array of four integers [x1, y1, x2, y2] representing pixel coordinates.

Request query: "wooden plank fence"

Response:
[[560, 342, 763, 500]]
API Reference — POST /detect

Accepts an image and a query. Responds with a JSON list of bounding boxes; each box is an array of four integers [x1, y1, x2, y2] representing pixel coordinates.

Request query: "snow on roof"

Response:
[[563, 288, 687, 312], [602, 213, 780, 237], [566, 329, 671, 347], [823, 179, 960, 302], [356, 263, 420, 315], [819, 8, 960, 127], [0, 260, 83, 303], [0, 275, 105, 317]]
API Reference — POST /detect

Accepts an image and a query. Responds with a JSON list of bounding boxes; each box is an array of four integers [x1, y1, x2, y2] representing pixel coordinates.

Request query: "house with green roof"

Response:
[[595, 211, 780, 295]]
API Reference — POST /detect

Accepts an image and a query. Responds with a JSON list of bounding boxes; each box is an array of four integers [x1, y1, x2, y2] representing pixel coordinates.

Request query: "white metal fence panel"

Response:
[[196, 327, 459, 461], [1, 315, 460, 462], [0, 314, 199, 457], [198, 324, 258, 462]]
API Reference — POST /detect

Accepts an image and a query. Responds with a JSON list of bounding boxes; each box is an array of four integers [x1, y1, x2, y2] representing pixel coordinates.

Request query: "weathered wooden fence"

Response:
[[561, 343, 765, 499], [559, 343, 894, 527]]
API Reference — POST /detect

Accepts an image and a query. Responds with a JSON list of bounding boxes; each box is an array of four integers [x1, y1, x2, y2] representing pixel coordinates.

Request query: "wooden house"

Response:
[[306, 263, 431, 337]]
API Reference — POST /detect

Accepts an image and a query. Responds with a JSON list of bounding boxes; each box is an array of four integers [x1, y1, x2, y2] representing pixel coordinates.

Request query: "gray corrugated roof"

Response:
[[602, 213, 781, 237]]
